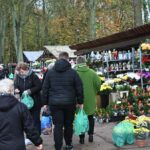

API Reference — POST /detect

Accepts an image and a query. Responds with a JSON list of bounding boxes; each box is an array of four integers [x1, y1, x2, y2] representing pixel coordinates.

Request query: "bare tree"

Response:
[[6, 0, 35, 62]]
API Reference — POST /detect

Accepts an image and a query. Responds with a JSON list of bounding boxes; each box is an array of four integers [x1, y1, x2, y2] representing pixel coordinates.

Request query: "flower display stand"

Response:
[[109, 92, 119, 103]]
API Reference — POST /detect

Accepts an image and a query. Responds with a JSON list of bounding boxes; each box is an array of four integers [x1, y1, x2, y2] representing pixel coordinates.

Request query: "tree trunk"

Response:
[[147, 0, 150, 11], [0, 14, 6, 63], [35, 15, 41, 48], [12, 8, 23, 62], [143, 0, 150, 23], [87, 0, 97, 40], [133, 0, 143, 26], [10, 0, 34, 62], [43, 0, 49, 45]]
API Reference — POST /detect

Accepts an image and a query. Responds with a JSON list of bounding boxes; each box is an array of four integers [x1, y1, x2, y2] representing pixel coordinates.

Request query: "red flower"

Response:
[[128, 114, 137, 120], [142, 56, 150, 63]]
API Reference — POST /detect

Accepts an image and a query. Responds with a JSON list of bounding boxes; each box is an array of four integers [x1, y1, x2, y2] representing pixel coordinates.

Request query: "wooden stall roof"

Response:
[[70, 23, 150, 55]]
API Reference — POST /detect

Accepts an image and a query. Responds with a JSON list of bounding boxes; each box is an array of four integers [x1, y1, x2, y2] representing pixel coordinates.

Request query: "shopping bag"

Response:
[[41, 115, 52, 135], [8, 73, 14, 79], [112, 121, 135, 147], [21, 93, 34, 109], [41, 116, 52, 130], [73, 109, 89, 135]]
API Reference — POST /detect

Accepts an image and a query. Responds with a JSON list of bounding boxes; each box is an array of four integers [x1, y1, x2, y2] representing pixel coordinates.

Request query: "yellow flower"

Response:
[[100, 82, 112, 91], [141, 43, 150, 50], [124, 119, 138, 125], [138, 115, 150, 122], [134, 127, 149, 134], [100, 77, 105, 81], [114, 78, 122, 83], [121, 75, 128, 80]]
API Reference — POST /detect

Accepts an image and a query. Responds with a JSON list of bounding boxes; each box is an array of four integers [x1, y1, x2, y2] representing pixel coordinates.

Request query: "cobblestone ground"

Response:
[[27, 122, 150, 150]]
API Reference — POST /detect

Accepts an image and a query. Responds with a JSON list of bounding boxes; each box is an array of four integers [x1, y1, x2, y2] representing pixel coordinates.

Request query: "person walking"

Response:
[[42, 52, 84, 150], [14, 62, 42, 135], [0, 78, 43, 150], [75, 56, 101, 144]]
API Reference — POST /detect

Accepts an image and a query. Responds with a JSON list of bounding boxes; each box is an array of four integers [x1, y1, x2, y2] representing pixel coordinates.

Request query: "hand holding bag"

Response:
[[73, 108, 89, 135], [21, 93, 34, 109]]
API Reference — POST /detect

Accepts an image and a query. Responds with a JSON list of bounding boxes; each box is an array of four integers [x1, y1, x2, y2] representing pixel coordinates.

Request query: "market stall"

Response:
[[70, 23, 150, 148], [70, 23, 150, 115]]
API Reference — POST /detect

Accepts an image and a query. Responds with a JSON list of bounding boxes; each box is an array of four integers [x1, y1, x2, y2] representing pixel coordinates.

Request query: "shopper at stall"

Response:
[[14, 62, 42, 134], [75, 56, 101, 144], [42, 52, 84, 150], [0, 79, 43, 150]]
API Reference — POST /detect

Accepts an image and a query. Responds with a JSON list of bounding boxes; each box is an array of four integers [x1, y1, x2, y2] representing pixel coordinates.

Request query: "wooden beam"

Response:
[[75, 35, 150, 55]]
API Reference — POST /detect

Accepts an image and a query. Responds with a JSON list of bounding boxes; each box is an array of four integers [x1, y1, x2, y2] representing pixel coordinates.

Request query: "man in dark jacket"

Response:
[[0, 79, 42, 150], [42, 52, 84, 150]]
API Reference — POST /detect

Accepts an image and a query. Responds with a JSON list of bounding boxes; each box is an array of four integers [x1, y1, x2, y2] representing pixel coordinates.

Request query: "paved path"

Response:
[[27, 122, 150, 150]]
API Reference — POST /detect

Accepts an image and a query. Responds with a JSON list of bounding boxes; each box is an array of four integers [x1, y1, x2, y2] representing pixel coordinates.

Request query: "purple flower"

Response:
[[142, 72, 150, 78]]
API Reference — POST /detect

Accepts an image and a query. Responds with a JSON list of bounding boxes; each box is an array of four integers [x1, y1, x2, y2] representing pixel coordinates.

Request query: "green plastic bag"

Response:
[[9, 73, 14, 79], [112, 121, 135, 147], [21, 93, 34, 109], [73, 109, 89, 135]]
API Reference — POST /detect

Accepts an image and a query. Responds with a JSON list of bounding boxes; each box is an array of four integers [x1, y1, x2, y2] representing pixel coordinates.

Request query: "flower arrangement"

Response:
[[115, 84, 130, 91], [113, 78, 122, 83], [95, 108, 111, 123], [99, 76, 105, 82], [100, 83, 113, 94], [134, 116, 150, 141], [142, 72, 150, 78], [124, 115, 150, 148], [141, 43, 150, 50], [120, 75, 128, 80]]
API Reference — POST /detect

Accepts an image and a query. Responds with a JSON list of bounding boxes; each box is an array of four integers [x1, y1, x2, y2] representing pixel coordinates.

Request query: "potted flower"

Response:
[[96, 108, 105, 124], [100, 82, 113, 95], [100, 83, 113, 108], [134, 121, 149, 147]]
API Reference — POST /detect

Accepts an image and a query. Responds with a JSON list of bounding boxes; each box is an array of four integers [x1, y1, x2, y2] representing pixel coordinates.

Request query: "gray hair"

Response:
[[76, 56, 87, 64], [0, 79, 14, 94]]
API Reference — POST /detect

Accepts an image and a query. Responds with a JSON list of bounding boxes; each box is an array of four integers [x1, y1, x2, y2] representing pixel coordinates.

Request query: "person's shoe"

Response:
[[65, 145, 73, 150], [89, 135, 93, 142], [79, 138, 84, 144]]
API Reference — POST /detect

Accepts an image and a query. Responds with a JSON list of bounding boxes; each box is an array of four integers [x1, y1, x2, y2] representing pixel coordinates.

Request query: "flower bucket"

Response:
[[100, 94, 109, 108], [136, 140, 148, 148]]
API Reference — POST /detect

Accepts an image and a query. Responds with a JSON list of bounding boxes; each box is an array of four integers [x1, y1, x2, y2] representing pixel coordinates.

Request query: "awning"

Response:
[[70, 23, 150, 55], [44, 45, 76, 58], [23, 51, 44, 62]]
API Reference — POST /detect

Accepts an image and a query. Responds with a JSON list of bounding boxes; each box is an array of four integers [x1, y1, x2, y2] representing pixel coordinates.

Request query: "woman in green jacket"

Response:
[[75, 56, 101, 144]]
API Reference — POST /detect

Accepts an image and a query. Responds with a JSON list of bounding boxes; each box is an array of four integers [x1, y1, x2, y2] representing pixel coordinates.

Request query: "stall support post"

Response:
[[139, 48, 143, 89]]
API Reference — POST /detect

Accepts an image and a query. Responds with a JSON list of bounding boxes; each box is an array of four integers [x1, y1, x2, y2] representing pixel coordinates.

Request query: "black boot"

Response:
[[79, 134, 85, 144], [89, 135, 93, 142], [65, 145, 73, 150], [79, 138, 84, 144]]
